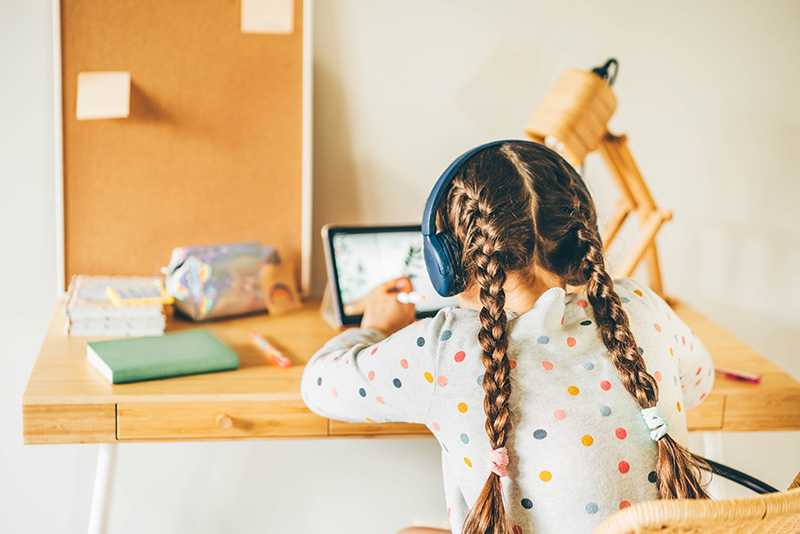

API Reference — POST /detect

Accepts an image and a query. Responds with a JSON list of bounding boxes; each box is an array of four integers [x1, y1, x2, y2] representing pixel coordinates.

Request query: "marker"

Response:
[[396, 291, 423, 304], [250, 332, 292, 368], [715, 368, 761, 384]]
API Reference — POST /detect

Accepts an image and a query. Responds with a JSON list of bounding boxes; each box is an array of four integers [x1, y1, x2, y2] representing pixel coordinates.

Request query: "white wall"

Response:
[[1, 1, 798, 533]]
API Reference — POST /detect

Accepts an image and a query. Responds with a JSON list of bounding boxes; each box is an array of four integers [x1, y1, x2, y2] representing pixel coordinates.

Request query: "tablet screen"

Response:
[[326, 226, 458, 323]]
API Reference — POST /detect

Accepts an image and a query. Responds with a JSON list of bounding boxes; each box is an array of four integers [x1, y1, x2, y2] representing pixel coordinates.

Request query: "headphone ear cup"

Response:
[[423, 232, 463, 297], [437, 232, 464, 295]]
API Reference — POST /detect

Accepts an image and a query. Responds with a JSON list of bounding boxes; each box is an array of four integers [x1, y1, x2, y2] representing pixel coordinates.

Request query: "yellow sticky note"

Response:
[[76, 71, 130, 120], [241, 0, 294, 34]]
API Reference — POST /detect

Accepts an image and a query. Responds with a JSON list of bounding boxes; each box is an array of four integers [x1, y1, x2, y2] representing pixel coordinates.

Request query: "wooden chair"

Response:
[[594, 473, 800, 534]]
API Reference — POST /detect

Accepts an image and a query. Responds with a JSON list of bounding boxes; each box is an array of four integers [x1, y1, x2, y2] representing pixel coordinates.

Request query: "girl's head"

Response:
[[435, 141, 708, 534]]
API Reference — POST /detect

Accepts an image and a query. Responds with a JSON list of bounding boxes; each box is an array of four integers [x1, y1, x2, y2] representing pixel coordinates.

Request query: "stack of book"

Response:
[[65, 276, 169, 336]]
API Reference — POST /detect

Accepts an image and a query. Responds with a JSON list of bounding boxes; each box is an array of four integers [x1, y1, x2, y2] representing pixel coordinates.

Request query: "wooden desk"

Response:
[[21, 299, 800, 534], [22, 301, 800, 444]]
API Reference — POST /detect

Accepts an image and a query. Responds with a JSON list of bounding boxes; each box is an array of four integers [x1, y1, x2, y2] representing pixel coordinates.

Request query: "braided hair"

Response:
[[439, 142, 707, 534]]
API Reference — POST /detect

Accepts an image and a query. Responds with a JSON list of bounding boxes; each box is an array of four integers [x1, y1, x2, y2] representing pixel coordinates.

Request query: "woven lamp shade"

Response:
[[526, 69, 617, 166]]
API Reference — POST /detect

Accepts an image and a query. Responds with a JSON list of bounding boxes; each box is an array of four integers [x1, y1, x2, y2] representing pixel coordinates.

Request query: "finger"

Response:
[[394, 277, 413, 292], [345, 299, 365, 315], [381, 276, 411, 293]]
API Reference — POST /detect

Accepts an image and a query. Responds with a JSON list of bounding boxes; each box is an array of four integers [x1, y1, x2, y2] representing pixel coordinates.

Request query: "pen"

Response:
[[715, 367, 761, 384], [249, 332, 292, 368]]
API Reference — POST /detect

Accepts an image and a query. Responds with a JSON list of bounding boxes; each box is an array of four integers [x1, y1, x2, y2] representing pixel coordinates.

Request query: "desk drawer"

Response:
[[117, 401, 327, 440]]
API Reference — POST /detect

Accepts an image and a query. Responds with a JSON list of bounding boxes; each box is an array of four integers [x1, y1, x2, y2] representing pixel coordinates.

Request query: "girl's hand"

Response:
[[360, 277, 416, 336]]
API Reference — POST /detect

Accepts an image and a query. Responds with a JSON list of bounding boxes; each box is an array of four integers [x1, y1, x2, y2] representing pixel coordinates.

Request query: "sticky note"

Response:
[[76, 71, 131, 120], [241, 0, 294, 34]]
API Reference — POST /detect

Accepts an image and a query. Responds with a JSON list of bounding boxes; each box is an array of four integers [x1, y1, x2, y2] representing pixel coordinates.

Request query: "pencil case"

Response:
[[164, 242, 278, 321]]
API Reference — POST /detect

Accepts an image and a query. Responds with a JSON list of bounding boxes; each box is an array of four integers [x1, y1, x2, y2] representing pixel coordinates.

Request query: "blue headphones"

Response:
[[422, 140, 528, 296]]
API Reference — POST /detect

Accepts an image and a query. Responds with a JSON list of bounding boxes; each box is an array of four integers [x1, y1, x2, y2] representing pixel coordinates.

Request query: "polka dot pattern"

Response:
[[303, 278, 706, 532]]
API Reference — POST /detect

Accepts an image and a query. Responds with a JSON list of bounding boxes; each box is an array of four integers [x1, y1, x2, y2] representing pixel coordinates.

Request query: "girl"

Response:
[[301, 141, 714, 534]]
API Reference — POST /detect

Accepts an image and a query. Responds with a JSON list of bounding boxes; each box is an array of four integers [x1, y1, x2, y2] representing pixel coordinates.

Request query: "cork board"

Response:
[[60, 0, 305, 284]]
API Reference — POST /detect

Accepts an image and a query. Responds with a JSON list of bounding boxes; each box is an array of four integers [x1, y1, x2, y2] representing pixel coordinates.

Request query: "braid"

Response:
[[474, 222, 512, 451], [576, 218, 709, 499], [578, 226, 658, 408], [455, 183, 513, 534]]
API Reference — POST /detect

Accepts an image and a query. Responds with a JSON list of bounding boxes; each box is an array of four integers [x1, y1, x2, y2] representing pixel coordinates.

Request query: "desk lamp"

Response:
[[526, 59, 672, 297]]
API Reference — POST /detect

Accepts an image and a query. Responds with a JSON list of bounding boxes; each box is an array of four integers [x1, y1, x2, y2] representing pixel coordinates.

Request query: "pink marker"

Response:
[[250, 332, 292, 368], [716, 368, 761, 384]]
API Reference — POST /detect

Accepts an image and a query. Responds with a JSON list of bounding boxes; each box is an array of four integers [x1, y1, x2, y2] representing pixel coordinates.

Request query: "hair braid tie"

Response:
[[641, 407, 669, 441]]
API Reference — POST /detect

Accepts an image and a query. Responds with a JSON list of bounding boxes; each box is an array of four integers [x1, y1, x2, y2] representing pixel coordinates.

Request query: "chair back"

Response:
[[594, 476, 800, 534]]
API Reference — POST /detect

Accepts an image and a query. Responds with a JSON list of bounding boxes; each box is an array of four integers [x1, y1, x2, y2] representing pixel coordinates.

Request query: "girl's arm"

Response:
[[301, 277, 446, 425]]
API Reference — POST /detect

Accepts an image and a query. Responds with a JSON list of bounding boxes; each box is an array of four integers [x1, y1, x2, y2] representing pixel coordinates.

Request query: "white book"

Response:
[[66, 276, 165, 320], [70, 326, 165, 337]]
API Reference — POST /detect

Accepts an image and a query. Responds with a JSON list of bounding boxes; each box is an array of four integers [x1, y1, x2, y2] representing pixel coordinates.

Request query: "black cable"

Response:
[[591, 58, 619, 86], [703, 458, 780, 494]]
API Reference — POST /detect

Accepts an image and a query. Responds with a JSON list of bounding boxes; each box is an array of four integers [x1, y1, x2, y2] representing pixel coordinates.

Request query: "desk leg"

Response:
[[88, 443, 117, 534], [701, 432, 726, 499]]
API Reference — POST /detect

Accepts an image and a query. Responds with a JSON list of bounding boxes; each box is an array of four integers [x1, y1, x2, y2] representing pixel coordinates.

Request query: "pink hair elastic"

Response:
[[489, 447, 509, 477]]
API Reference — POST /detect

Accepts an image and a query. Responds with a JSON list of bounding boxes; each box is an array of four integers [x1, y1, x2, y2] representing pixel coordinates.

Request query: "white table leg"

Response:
[[88, 443, 117, 534], [701, 432, 726, 499]]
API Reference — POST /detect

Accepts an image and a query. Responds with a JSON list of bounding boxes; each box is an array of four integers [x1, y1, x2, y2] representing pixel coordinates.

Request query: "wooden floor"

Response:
[[22, 299, 800, 444]]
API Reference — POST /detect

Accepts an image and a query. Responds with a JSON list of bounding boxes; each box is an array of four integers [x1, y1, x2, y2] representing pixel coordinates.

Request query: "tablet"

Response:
[[322, 224, 459, 325]]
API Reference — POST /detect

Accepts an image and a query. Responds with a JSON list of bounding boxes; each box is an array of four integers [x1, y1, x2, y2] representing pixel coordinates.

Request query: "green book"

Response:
[[86, 330, 239, 384]]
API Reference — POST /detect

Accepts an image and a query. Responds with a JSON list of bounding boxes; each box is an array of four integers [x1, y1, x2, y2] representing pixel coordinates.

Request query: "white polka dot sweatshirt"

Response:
[[301, 279, 714, 533]]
